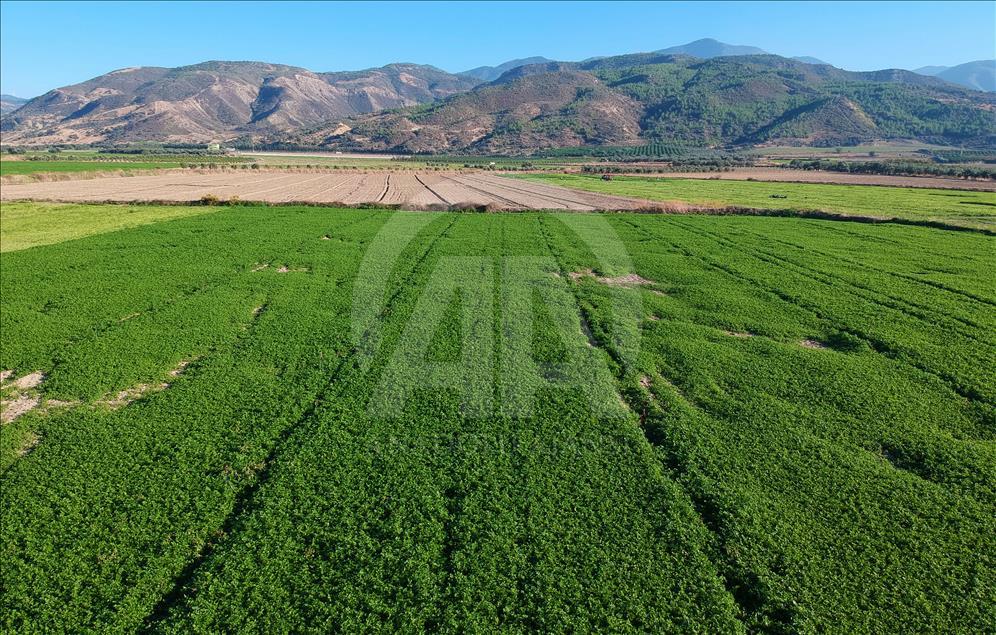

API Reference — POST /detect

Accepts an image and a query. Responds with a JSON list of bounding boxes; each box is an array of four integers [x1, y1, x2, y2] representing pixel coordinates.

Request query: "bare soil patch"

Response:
[[13, 371, 44, 390], [568, 269, 655, 287], [99, 383, 169, 409], [169, 360, 192, 377], [1, 370, 46, 423], [800, 339, 829, 349], [2, 395, 41, 423]]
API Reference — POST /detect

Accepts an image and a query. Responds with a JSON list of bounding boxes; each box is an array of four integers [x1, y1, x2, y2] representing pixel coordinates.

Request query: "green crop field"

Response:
[[515, 173, 996, 229], [1, 202, 994, 632]]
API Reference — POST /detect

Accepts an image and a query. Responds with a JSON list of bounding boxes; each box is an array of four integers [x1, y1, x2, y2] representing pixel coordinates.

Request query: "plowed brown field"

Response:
[[0, 170, 649, 211]]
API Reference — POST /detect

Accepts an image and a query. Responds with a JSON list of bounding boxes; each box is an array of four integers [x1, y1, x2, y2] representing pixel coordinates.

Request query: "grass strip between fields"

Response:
[[513, 173, 996, 230]]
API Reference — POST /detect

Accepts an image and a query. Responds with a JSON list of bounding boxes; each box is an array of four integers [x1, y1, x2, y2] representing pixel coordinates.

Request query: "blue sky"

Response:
[[2, 1, 994, 97]]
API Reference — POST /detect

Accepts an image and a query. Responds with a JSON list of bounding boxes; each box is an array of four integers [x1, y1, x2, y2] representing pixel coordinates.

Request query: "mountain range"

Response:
[[2, 39, 993, 152], [913, 60, 996, 92], [293, 54, 994, 153], [0, 94, 28, 115], [0, 61, 478, 145]]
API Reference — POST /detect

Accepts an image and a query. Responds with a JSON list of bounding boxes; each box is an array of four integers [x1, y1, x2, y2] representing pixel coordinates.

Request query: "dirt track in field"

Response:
[[0, 170, 652, 211], [585, 168, 996, 191]]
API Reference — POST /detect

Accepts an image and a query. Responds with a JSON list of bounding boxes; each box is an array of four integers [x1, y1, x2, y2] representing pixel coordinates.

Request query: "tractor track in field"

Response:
[[762, 223, 996, 309], [443, 174, 526, 209], [141, 215, 459, 629], [459, 174, 595, 209], [668, 218, 996, 357], [732, 226, 996, 333], [413, 173, 451, 205], [533, 214, 761, 633], [29, 212, 379, 394], [476, 174, 640, 210], [2, 212, 382, 477], [537, 214, 977, 629], [622, 217, 994, 410], [678, 219, 996, 346], [376, 173, 391, 203]]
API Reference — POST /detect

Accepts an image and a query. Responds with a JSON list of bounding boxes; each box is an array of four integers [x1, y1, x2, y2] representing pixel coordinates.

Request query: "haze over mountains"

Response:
[[459, 57, 556, 83], [2, 39, 993, 152], [0, 94, 28, 115], [913, 60, 996, 93]]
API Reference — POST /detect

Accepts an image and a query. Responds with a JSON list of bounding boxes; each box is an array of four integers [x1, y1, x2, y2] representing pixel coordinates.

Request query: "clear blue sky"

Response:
[[2, 1, 994, 97]]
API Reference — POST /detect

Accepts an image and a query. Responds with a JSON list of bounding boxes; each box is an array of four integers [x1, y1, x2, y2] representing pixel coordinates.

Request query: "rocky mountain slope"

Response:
[[0, 61, 479, 145]]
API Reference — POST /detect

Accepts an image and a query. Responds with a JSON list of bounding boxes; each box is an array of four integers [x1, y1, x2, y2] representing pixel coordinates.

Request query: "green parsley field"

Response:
[[1, 201, 993, 632]]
